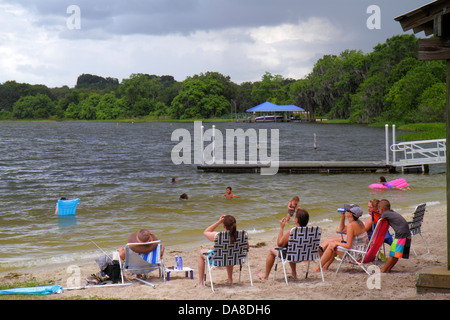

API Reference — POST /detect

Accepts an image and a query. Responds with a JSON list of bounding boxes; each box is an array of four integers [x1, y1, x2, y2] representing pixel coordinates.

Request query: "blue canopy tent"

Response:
[[246, 101, 306, 122]]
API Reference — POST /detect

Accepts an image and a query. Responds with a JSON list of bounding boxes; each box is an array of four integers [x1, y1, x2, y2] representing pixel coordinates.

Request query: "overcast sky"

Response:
[[0, 0, 431, 88]]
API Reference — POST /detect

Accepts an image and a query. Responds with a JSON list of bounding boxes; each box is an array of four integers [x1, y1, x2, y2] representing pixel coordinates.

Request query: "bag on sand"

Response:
[[95, 255, 121, 283]]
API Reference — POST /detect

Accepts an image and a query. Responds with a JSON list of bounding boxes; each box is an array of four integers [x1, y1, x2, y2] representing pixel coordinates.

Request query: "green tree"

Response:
[[383, 61, 444, 122], [0, 81, 55, 112], [415, 82, 446, 122], [96, 93, 127, 120], [78, 93, 101, 120], [76, 74, 119, 91], [12, 94, 55, 119], [118, 73, 178, 117], [251, 72, 286, 104], [64, 102, 81, 119], [349, 72, 388, 123], [170, 74, 229, 119]]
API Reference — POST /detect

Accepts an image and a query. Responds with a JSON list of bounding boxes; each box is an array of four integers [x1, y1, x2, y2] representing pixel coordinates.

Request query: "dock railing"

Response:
[[390, 138, 446, 171]]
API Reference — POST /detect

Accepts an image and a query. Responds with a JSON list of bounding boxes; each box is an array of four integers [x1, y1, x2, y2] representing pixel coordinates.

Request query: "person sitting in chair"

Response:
[[197, 215, 243, 286], [312, 204, 368, 272], [87, 229, 164, 285], [255, 208, 310, 280], [118, 229, 164, 261]]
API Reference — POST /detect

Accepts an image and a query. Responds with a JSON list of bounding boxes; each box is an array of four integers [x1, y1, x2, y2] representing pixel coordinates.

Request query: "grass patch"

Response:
[[320, 119, 351, 124], [369, 122, 445, 141], [396, 123, 446, 141]]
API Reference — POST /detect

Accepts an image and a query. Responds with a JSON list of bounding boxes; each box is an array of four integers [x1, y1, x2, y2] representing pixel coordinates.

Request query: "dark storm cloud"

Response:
[[5, 0, 417, 37], [0, 0, 431, 87]]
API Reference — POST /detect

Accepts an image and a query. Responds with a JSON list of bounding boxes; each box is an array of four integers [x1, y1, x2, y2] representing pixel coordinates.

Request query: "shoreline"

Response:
[[1, 202, 449, 300]]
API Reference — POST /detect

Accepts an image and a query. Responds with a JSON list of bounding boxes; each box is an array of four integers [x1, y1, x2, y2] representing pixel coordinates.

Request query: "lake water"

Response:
[[0, 121, 446, 273]]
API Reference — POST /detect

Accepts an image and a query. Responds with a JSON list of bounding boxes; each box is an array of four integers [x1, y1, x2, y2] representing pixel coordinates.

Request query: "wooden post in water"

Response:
[[313, 133, 317, 150]]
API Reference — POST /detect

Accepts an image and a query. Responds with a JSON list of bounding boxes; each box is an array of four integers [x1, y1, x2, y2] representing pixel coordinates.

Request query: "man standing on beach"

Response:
[[378, 199, 411, 273]]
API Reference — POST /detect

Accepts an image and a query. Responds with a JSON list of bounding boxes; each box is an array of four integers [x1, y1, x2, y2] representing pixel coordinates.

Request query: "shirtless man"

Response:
[[223, 186, 239, 199]]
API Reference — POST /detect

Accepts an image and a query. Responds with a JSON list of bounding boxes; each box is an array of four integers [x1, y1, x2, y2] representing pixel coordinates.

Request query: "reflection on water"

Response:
[[57, 216, 78, 232], [0, 122, 445, 272]]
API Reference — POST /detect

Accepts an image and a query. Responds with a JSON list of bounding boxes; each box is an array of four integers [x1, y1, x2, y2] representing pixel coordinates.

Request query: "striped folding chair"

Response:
[[204, 230, 252, 292], [122, 240, 165, 288], [408, 203, 429, 256], [274, 226, 324, 284]]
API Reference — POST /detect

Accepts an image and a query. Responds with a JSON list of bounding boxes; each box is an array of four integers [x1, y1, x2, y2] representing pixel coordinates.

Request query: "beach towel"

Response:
[[0, 285, 63, 295]]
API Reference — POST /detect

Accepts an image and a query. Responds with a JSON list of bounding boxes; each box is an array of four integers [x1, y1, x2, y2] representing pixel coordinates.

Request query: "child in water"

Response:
[[379, 176, 395, 189], [223, 186, 239, 199], [286, 196, 300, 221]]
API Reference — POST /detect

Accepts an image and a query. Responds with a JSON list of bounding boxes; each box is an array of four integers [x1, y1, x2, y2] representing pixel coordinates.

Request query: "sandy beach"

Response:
[[1, 203, 449, 302]]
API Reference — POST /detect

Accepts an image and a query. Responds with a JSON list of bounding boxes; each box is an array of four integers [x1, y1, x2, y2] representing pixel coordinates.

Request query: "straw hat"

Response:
[[127, 229, 158, 253]]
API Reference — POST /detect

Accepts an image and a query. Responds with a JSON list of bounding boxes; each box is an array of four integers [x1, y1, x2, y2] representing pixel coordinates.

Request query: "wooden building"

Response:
[[395, 0, 450, 292]]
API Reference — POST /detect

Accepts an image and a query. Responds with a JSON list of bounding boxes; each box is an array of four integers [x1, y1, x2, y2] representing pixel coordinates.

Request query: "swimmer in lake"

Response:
[[223, 186, 239, 199], [180, 193, 188, 200]]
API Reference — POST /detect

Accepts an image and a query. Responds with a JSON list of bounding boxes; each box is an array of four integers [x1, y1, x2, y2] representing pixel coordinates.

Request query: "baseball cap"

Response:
[[343, 204, 363, 218]]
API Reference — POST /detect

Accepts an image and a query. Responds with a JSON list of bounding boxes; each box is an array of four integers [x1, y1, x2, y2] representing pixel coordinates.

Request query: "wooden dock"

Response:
[[197, 161, 397, 174]]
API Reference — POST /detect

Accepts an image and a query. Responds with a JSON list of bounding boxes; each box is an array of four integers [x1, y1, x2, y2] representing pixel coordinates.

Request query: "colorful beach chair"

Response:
[[122, 240, 165, 288], [336, 218, 389, 274]]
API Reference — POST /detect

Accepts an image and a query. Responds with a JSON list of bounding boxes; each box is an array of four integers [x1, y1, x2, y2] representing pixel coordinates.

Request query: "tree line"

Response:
[[0, 34, 446, 123]]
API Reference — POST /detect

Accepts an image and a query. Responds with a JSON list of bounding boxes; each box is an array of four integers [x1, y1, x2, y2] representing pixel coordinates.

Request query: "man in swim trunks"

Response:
[[378, 199, 411, 273]]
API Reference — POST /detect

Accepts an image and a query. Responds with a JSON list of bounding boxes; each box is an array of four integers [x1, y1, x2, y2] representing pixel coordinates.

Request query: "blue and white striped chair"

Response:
[[122, 241, 164, 288]]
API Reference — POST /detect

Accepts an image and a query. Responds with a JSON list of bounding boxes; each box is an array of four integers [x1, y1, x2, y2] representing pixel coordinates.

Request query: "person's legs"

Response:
[[256, 247, 278, 280], [313, 241, 339, 272], [289, 262, 297, 279], [382, 237, 407, 273], [381, 256, 398, 273], [226, 265, 234, 284], [197, 249, 208, 285], [118, 247, 125, 261]]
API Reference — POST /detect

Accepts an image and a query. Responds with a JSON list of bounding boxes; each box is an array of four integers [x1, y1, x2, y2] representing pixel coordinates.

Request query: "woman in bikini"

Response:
[[312, 204, 368, 272]]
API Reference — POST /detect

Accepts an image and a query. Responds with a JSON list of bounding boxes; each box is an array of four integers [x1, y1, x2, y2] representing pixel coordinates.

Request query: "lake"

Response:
[[0, 121, 445, 272]]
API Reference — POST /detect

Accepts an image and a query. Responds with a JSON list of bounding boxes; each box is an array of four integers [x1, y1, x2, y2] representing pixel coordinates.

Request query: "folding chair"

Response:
[[336, 218, 389, 275], [56, 198, 79, 216], [273, 226, 324, 284], [121, 240, 165, 288], [204, 230, 252, 292], [407, 203, 429, 256]]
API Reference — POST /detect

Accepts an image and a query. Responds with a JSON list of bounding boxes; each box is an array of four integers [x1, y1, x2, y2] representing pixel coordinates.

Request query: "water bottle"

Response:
[[178, 256, 183, 270], [175, 256, 179, 270], [337, 208, 346, 213]]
